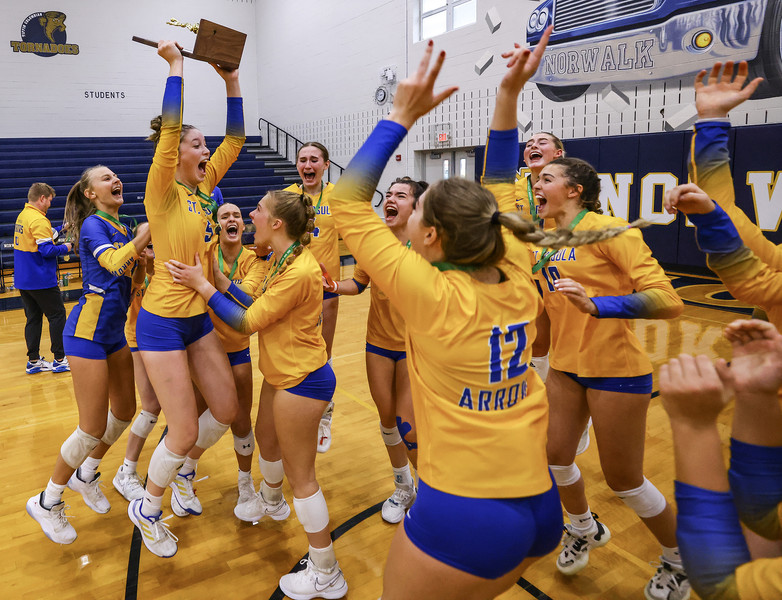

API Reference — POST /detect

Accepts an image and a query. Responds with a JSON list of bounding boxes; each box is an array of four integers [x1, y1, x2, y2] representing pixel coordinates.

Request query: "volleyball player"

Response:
[[26, 166, 150, 543], [321, 176, 425, 523], [166, 189, 346, 599], [126, 40, 244, 558], [284, 142, 339, 453]]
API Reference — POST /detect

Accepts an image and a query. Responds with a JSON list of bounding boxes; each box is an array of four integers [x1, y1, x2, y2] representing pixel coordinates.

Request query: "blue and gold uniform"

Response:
[[328, 121, 562, 579], [352, 264, 406, 353], [63, 214, 138, 356], [13, 203, 69, 289], [141, 76, 245, 320], [283, 182, 340, 283], [533, 213, 683, 379]]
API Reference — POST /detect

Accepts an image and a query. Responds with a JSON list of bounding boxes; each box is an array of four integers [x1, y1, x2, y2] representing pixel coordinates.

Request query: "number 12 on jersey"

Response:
[[488, 322, 530, 384]]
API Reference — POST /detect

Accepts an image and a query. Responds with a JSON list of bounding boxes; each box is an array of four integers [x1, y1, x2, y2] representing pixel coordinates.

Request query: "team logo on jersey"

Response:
[[10, 12, 79, 57]]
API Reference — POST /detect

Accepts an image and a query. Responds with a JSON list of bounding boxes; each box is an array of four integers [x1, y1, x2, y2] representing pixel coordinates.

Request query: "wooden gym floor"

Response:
[[0, 267, 748, 600]]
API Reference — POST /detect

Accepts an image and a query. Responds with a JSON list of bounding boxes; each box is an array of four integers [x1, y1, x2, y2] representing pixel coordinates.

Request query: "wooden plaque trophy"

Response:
[[132, 18, 246, 69]]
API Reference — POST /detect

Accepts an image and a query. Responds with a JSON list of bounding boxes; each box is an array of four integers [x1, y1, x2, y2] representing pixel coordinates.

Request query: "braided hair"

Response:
[[422, 177, 642, 269], [267, 190, 316, 275]]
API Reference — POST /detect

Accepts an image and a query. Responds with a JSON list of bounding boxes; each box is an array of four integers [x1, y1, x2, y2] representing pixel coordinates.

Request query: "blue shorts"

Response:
[[404, 476, 562, 579], [286, 362, 336, 402], [227, 347, 251, 366], [129, 346, 138, 353], [366, 342, 406, 362], [64, 335, 127, 360], [136, 308, 214, 351], [562, 371, 653, 394], [323, 291, 339, 301]]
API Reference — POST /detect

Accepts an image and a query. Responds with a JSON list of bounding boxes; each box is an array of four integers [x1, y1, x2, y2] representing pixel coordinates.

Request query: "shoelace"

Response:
[[52, 503, 75, 530], [649, 561, 687, 592], [151, 514, 179, 543], [389, 487, 413, 506]]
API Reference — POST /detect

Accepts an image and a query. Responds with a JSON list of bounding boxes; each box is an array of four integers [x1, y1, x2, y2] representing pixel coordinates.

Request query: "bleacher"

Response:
[[0, 134, 301, 294]]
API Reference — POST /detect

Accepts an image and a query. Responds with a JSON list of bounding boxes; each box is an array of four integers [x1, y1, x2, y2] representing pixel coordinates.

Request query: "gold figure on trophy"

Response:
[[166, 18, 199, 34]]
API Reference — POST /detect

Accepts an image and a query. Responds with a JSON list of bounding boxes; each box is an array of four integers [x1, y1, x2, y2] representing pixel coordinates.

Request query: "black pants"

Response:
[[19, 287, 66, 361]]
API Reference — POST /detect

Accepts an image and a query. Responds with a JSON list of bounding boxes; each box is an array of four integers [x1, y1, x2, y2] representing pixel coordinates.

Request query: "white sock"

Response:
[[43, 479, 66, 509], [309, 543, 337, 573], [392, 464, 414, 488], [79, 456, 102, 481], [141, 490, 163, 517], [261, 480, 283, 504], [179, 456, 198, 477], [662, 545, 682, 567], [567, 509, 596, 535], [123, 459, 138, 472]]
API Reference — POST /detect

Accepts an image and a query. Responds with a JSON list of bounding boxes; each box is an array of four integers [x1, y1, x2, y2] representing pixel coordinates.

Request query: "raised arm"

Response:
[[203, 64, 245, 193], [689, 62, 782, 269]]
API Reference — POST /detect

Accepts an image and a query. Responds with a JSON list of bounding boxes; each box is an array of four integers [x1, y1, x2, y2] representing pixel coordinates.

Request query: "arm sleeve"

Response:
[[690, 121, 782, 270], [330, 120, 451, 333], [352, 264, 370, 292], [226, 281, 254, 309], [37, 240, 69, 258], [728, 438, 782, 540], [202, 97, 245, 193], [207, 291, 251, 334], [590, 228, 684, 319], [144, 76, 183, 215], [675, 480, 751, 600], [81, 219, 139, 277], [31, 218, 68, 258], [689, 206, 782, 310]]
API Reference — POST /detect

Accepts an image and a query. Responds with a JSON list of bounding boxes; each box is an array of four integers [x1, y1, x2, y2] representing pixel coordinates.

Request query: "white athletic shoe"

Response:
[[67, 467, 110, 514], [381, 485, 416, 524], [169, 471, 202, 517], [556, 514, 611, 575], [576, 417, 593, 456], [279, 558, 348, 600], [645, 558, 691, 600], [25, 356, 52, 374], [26, 492, 77, 544], [317, 402, 334, 453], [51, 357, 71, 373], [237, 474, 256, 506], [234, 491, 290, 522], [113, 466, 145, 502], [127, 498, 177, 558]]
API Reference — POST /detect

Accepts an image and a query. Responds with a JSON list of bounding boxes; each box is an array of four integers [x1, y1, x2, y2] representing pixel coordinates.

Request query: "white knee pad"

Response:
[[60, 427, 101, 469], [195, 409, 230, 450], [258, 456, 284, 485], [614, 477, 667, 518], [293, 488, 330, 533], [101, 411, 131, 446], [550, 463, 581, 487], [379, 422, 402, 446], [233, 432, 255, 456], [130, 409, 158, 438], [147, 441, 186, 489]]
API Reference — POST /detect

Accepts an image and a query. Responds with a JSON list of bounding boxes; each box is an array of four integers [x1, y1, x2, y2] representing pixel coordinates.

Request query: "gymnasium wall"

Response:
[[475, 123, 782, 267], [0, 0, 260, 138], [254, 0, 782, 199]]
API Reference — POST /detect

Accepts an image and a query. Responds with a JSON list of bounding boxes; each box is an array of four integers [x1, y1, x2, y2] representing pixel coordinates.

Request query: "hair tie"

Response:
[[490, 211, 501, 225]]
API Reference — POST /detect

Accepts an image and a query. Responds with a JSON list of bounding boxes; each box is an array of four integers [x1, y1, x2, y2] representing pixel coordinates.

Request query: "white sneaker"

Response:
[[25, 356, 52, 374], [576, 417, 592, 456], [127, 498, 178, 558], [169, 471, 202, 517], [645, 558, 691, 600], [26, 492, 77, 544], [381, 485, 416, 524], [556, 514, 611, 575], [51, 357, 71, 373], [234, 490, 290, 522], [237, 474, 256, 506], [113, 466, 145, 502], [317, 402, 334, 453], [279, 558, 348, 600], [67, 467, 110, 514]]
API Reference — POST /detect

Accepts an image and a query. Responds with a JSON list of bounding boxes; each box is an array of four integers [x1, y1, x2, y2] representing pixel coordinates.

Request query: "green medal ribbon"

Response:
[[531, 209, 588, 274], [177, 180, 218, 220], [262, 241, 300, 293], [218, 245, 243, 281], [95, 210, 126, 233], [526, 177, 541, 225]]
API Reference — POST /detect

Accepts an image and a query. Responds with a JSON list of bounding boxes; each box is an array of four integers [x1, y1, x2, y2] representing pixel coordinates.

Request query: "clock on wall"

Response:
[[373, 85, 389, 106]]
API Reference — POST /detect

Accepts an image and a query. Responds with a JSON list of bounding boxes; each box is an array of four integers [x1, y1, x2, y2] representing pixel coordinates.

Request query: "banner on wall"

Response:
[[474, 124, 782, 268], [9, 11, 79, 56], [525, 0, 782, 103]]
